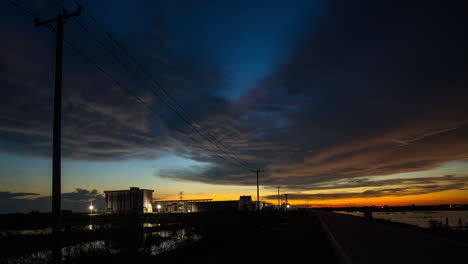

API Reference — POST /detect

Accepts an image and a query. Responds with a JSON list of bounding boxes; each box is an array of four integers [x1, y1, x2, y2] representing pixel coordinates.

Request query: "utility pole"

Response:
[[277, 186, 280, 208], [35, 6, 81, 263], [251, 169, 264, 212], [179, 191, 184, 201]]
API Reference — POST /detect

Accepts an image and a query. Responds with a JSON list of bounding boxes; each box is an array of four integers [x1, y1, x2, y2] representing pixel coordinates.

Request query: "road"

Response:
[[317, 211, 468, 264]]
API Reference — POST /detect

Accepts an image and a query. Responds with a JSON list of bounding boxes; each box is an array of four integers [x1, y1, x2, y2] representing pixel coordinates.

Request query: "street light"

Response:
[[89, 204, 94, 214], [156, 204, 161, 213]]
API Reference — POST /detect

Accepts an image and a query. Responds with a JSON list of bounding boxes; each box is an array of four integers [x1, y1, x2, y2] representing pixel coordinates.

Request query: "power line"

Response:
[[50, 0, 252, 170], [70, 18, 253, 169], [69, 0, 254, 170], [10, 0, 254, 171], [43, 28, 238, 169], [53, 29, 249, 169], [6, 0, 35, 17]]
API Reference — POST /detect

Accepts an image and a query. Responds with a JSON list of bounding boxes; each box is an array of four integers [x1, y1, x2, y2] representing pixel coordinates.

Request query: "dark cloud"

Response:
[[0, 189, 105, 214], [266, 175, 468, 192], [165, 0, 468, 187], [158, 164, 254, 185], [262, 174, 468, 201], [0, 192, 39, 199], [0, 12, 230, 162], [263, 182, 467, 201], [61, 188, 100, 201]]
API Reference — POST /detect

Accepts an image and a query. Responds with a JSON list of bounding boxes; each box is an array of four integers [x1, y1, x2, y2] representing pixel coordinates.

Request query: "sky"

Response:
[[0, 0, 468, 213]]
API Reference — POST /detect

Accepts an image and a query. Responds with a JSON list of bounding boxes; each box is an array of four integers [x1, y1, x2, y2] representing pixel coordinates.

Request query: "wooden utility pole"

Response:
[[35, 6, 81, 263], [252, 169, 264, 211], [277, 186, 280, 208]]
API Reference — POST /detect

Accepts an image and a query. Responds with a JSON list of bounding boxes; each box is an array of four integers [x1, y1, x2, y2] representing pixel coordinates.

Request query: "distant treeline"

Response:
[[312, 204, 468, 212]]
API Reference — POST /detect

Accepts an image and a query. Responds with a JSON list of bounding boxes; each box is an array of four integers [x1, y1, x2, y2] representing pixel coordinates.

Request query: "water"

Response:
[[146, 228, 202, 255], [335, 210, 468, 228], [0, 223, 162, 236], [0, 227, 52, 236], [2, 227, 202, 263]]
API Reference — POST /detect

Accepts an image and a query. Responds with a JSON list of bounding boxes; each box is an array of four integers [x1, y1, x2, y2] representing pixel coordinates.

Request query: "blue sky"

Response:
[[83, 0, 323, 100]]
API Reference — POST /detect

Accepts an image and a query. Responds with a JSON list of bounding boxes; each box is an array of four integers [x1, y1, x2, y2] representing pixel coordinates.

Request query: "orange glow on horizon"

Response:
[[260, 190, 468, 207], [152, 187, 468, 207]]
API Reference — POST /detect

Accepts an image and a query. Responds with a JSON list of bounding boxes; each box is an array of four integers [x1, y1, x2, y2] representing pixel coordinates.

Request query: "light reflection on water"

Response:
[[0, 222, 162, 237], [143, 223, 160, 228], [0, 227, 52, 236], [335, 210, 468, 228], [146, 229, 202, 256], [3, 228, 201, 263]]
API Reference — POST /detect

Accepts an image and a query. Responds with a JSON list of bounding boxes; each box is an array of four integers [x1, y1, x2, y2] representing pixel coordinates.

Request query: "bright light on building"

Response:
[[89, 205, 94, 210], [157, 204, 161, 209]]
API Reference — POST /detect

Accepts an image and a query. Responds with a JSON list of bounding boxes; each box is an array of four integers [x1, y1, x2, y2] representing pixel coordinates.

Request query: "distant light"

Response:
[[286, 205, 290, 208], [89, 205, 94, 210], [188, 210, 191, 212], [157, 204, 161, 209]]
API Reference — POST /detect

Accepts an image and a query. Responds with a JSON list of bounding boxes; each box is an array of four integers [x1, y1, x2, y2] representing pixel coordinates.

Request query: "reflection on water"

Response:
[[146, 229, 202, 256], [3, 227, 202, 263], [143, 223, 161, 228], [0, 222, 163, 237], [0, 227, 52, 236], [335, 210, 468, 228]]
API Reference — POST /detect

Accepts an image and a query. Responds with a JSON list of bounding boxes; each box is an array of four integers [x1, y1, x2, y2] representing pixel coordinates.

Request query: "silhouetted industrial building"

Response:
[[153, 196, 269, 213], [105, 187, 154, 214], [153, 199, 212, 213]]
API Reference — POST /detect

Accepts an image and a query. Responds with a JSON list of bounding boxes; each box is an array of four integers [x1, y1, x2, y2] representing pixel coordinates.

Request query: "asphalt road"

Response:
[[317, 211, 468, 264]]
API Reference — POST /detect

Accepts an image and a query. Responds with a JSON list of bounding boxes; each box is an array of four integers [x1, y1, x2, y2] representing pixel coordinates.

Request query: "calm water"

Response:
[[0, 223, 161, 236], [2, 227, 201, 263], [335, 210, 468, 228]]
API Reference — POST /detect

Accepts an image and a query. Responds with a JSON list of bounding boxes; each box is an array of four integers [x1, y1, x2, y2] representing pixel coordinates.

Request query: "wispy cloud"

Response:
[[266, 175, 468, 191], [263, 174, 468, 201], [264, 183, 466, 201]]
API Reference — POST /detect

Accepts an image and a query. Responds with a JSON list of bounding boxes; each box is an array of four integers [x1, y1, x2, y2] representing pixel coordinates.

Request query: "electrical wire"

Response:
[[69, 0, 254, 169], [8, 0, 255, 171]]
